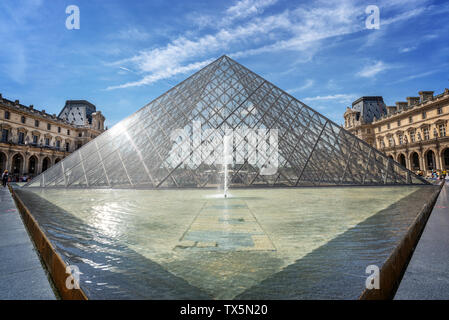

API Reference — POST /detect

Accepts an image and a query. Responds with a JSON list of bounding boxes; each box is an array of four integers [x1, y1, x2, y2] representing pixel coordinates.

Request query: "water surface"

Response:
[[16, 186, 436, 299]]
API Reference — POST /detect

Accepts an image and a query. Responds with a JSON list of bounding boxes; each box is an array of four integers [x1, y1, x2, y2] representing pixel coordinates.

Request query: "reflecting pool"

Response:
[[15, 186, 437, 299]]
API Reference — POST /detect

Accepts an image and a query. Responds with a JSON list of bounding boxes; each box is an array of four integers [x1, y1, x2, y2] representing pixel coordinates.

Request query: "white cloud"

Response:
[[107, 59, 215, 90], [356, 61, 389, 78], [190, 0, 278, 28], [303, 94, 357, 103], [225, 0, 277, 21], [106, 0, 430, 90], [288, 79, 315, 93], [113, 28, 151, 41], [399, 46, 416, 53], [107, 12, 291, 89]]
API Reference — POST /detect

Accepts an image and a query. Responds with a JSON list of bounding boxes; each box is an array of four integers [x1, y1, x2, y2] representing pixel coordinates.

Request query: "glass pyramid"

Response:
[[24, 55, 428, 188]]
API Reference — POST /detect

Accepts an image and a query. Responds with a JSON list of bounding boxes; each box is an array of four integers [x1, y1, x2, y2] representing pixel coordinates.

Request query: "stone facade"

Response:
[[344, 89, 449, 176], [0, 94, 105, 180]]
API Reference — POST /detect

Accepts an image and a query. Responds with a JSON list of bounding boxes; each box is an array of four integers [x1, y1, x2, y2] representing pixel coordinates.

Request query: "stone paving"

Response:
[[395, 181, 449, 299], [0, 186, 55, 300]]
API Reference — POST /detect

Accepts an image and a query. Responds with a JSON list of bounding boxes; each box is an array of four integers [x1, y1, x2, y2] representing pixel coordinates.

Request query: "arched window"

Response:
[[411, 152, 420, 170], [28, 156, 37, 174], [426, 150, 436, 170]]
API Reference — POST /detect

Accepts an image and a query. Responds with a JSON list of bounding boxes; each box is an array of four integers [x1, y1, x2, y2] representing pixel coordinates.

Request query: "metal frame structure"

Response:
[[25, 55, 428, 188]]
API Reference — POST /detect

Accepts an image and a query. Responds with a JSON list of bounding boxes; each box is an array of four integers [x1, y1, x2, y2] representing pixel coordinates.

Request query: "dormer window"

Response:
[[423, 127, 429, 140], [410, 131, 416, 142], [439, 124, 446, 137]]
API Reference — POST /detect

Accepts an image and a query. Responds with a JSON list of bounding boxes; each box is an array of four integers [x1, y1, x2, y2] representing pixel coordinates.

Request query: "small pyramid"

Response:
[[25, 56, 428, 188]]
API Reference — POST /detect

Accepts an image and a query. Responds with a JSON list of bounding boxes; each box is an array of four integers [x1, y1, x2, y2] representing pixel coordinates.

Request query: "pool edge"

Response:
[[359, 181, 444, 300], [9, 185, 88, 301]]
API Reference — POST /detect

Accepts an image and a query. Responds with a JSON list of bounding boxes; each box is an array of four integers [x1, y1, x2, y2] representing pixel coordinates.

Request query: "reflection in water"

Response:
[[15, 186, 436, 299]]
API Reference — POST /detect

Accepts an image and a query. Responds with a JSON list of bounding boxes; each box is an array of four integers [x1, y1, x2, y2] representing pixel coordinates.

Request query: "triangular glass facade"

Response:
[[25, 56, 428, 188]]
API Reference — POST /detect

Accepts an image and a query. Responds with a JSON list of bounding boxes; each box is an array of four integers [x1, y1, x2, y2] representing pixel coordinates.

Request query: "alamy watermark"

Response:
[[65, 265, 81, 290], [365, 5, 380, 30], [168, 121, 279, 175], [66, 5, 80, 30], [365, 264, 380, 289]]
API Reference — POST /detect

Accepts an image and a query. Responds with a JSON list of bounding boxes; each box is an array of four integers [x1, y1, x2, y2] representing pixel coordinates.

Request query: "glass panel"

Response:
[[24, 56, 427, 189]]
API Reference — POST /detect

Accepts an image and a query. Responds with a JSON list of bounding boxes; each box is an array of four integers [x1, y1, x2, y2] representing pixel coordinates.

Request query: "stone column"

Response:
[[37, 155, 43, 174], [23, 155, 27, 174], [436, 151, 443, 171], [419, 151, 426, 174], [405, 152, 411, 170]]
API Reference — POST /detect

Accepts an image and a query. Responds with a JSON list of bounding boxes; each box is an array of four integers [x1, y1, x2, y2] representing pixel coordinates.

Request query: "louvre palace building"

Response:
[[344, 88, 449, 176], [0, 94, 105, 180]]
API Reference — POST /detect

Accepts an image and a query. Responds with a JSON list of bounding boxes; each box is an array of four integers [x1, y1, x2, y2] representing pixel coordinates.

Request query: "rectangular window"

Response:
[[399, 135, 403, 145], [422, 111, 426, 119], [65, 142, 70, 152], [1, 129, 8, 142], [410, 131, 415, 143], [47, 123, 51, 130], [423, 127, 429, 140], [397, 120, 401, 127], [4, 111, 10, 119], [56, 140, 61, 149], [387, 123, 390, 129], [58, 127, 61, 133], [33, 135, 38, 144], [439, 124, 446, 137], [45, 138, 50, 146], [67, 129, 70, 135], [437, 107, 442, 115], [35, 120, 39, 127], [21, 116, 26, 124], [18, 132, 25, 144], [409, 116, 413, 123]]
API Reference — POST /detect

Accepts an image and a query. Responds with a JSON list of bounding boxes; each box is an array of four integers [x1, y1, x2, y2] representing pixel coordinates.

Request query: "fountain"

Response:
[[223, 135, 231, 198]]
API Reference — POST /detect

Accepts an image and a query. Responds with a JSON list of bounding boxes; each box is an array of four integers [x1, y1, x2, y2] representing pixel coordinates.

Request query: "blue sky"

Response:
[[0, 0, 448, 127]]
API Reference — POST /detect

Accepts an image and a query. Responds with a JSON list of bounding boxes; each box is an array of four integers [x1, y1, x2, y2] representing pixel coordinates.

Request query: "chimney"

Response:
[[419, 91, 434, 102], [395, 102, 408, 111], [42, 109, 46, 113], [387, 106, 397, 115], [52, 114, 56, 118], [406, 97, 420, 107], [29, 105, 34, 109], [14, 99, 19, 105]]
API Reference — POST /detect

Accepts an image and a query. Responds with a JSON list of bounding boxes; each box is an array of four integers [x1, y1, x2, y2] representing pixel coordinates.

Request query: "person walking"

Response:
[[2, 170, 9, 187]]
